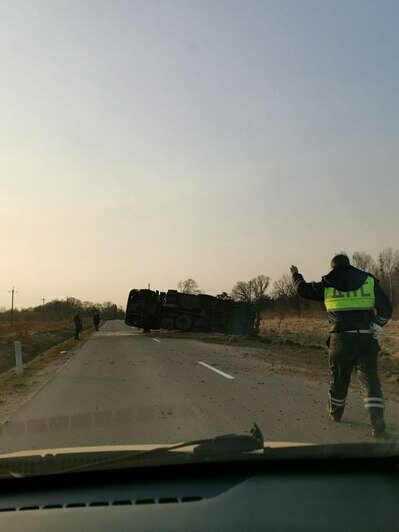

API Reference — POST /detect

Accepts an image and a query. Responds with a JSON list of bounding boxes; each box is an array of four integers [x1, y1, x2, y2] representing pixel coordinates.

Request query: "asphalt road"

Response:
[[0, 320, 398, 452]]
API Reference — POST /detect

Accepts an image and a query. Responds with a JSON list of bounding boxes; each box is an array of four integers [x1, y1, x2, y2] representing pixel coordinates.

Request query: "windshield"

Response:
[[0, 1, 398, 471]]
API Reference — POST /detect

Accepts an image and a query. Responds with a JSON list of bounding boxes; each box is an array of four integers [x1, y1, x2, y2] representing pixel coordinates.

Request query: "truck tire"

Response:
[[175, 314, 193, 331]]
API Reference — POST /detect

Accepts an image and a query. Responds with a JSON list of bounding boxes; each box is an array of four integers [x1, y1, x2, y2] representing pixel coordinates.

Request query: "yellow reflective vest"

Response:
[[324, 276, 375, 312]]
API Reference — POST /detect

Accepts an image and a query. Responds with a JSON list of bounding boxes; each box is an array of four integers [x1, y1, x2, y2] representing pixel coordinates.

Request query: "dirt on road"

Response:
[[0, 322, 397, 430], [148, 328, 399, 401]]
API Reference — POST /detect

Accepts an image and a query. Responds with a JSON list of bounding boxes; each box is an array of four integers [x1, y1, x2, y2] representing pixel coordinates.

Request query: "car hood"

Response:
[[1, 441, 398, 480], [0, 441, 312, 459]]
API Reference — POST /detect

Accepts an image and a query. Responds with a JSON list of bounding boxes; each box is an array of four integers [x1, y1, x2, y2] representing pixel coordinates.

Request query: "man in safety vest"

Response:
[[290, 254, 392, 437]]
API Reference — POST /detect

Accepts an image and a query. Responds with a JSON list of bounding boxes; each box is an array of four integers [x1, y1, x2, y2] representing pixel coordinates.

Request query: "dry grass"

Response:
[[0, 319, 92, 374], [260, 317, 328, 348], [0, 319, 75, 337], [260, 316, 399, 359]]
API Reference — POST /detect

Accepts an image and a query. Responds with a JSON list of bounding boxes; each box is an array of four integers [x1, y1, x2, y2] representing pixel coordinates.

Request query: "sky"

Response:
[[1, 0, 398, 309]]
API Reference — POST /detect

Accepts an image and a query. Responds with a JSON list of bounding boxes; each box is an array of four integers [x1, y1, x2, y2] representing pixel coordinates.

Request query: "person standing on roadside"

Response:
[[290, 254, 392, 437], [73, 312, 83, 340], [93, 310, 101, 331]]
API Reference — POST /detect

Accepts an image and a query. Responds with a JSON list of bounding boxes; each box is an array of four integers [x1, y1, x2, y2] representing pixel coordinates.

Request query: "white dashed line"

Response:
[[198, 361, 235, 380], [152, 338, 161, 343]]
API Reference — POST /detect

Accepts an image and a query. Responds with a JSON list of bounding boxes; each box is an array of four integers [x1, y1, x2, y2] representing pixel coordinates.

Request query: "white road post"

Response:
[[15, 341, 23, 375]]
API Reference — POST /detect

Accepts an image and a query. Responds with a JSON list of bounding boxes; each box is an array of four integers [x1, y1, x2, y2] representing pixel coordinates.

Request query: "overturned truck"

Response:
[[125, 289, 255, 335]]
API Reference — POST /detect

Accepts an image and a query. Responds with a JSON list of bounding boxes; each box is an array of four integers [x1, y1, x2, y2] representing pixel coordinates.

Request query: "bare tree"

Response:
[[378, 247, 399, 303], [231, 280, 253, 303], [351, 251, 378, 274], [251, 275, 271, 302], [231, 275, 270, 305], [271, 274, 296, 299], [177, 278, 202, 295], [216, 292, 233, 300], [271, 274, 301, 317], [231, 275, 271, 334], [378, 247, 399, 274]]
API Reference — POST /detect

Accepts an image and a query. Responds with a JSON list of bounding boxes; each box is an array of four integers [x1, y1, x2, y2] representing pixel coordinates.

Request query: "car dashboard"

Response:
[[0, 457, 398, 531]]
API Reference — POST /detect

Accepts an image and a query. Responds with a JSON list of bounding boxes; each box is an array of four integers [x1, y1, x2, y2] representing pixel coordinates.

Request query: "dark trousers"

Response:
[[328, 333, 384, 427]]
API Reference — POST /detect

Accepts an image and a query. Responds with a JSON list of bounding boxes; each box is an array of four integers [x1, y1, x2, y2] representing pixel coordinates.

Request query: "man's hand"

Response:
[[290, 265, 299, 275], [370, 323, 383, 347]]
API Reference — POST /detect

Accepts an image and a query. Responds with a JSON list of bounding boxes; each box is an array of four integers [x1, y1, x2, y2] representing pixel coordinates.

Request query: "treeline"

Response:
[[0, 297, 124, 323], [351, 248, 399, 305], [225, 248, 399, 317], [180, 247, 399, 320]]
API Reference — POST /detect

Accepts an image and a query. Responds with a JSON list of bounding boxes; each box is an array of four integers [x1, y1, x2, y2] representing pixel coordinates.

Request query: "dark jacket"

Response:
[[73, 315, 83, 331], [292, 266, 393, 333]]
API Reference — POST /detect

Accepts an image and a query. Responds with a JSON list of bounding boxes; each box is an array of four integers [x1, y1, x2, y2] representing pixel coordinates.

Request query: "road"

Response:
[[0, 320, 398, 452]]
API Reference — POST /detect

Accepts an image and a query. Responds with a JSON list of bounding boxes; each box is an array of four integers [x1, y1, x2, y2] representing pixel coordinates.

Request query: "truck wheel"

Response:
[[175, 314, 193, 331]]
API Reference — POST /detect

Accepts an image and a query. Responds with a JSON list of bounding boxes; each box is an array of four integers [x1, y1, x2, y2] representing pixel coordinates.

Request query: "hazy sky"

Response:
[[1, 0, 398, 309]]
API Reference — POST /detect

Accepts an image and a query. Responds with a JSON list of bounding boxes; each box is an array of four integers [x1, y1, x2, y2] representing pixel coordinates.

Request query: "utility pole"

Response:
[[42, 297, 46, 321], [8, 286, 17, 329]]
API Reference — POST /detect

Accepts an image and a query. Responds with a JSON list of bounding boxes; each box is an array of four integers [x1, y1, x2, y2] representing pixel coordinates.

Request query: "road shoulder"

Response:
[[0, 330, 93, 424]]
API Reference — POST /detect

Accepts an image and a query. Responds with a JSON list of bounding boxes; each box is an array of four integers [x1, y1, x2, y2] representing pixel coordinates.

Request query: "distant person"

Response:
[[93, 310, 101, 331], [290, 254, 392, 437], [73, 312, 83, 340]]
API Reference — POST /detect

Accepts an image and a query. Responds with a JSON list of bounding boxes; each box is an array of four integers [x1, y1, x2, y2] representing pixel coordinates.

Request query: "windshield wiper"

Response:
[[192, 422, 264, 457], [1, 428, 398, 479], [50, 423, 265, 475]]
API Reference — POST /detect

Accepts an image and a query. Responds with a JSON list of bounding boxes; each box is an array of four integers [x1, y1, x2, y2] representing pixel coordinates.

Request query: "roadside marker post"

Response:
[[15, 341, 23, 375]]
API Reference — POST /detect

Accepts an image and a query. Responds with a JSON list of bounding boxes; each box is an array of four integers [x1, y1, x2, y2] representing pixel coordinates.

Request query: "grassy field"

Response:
[[260, 316, 399, 359], [0, 319, 92, 374]]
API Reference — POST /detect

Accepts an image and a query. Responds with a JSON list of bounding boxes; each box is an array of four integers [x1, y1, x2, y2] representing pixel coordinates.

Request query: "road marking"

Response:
[[198, 361, 235, 380], [152, 338, 161, 343]]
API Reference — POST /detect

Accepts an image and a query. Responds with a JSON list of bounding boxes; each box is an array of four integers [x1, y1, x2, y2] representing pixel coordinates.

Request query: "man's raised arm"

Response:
[[290, 265, 324, 302]]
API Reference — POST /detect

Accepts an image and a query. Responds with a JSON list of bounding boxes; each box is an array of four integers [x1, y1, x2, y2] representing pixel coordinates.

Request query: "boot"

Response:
[[326, 404, 343, 422], [371, 420, 386, 438], [368, 407, 385, 437]]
